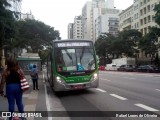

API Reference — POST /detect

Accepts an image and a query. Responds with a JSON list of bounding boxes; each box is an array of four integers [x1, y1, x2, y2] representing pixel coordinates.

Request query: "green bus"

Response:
[[46, 39, 99, 91]]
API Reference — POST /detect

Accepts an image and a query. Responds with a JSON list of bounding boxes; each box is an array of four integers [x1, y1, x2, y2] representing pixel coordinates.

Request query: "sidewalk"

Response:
[[0, 72, 47, 120]]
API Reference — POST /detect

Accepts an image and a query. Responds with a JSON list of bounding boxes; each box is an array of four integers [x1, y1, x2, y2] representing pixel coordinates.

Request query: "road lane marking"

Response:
[[155, 89, 160, 92], [135, 104, 159, 111], [44, 85, 52, 120], [100, 78, 111, 81], [110, 94, 128, 100], [96, 88, 106, 92], [123, 77, 136, 79]]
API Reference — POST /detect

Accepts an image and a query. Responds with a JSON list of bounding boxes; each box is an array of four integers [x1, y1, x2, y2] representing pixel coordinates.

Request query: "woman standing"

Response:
[[0, 59, 25, 120]]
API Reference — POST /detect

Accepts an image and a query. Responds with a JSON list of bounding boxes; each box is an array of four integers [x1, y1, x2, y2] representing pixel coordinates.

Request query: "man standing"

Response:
[[30, 64, 39, 90]]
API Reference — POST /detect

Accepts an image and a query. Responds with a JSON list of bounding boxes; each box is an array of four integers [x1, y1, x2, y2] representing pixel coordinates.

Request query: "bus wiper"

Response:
[[64, 49, 74, 66], [80, 47, 85, 62], [64, 49, 72, 60]]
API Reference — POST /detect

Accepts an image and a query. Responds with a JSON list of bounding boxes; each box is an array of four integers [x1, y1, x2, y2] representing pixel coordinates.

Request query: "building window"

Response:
[[152, 15, 155, 22], [144, 7, 146, 14], [148, 15, 151, 23], [147, 5, 150, 12], [135, 23, 136, 28], [144, 17, 147, 24], [141, 19, 143, 26], [144, 28, 147, 34], [140, 9, 143, 16], [137, 22, 139, 28], [151, 4, 155, 10]]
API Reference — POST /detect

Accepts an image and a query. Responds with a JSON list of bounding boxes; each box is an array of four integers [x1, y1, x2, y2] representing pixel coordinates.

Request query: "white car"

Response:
[[105, 64, 117, 71]]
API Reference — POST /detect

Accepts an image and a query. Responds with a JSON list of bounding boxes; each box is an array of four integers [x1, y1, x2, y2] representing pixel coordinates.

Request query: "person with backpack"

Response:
[[30, 64, 39, 90]]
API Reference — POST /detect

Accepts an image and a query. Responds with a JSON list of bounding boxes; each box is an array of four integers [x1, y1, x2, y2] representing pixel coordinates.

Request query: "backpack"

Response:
[[30, 69, 37, 78]]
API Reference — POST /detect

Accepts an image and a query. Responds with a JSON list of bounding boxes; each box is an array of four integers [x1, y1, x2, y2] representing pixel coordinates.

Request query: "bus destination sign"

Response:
[[56, 42, 91, 47]]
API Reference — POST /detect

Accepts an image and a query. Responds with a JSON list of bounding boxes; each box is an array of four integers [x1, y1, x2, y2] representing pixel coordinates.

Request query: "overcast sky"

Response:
[[22, 0, 133, 39]]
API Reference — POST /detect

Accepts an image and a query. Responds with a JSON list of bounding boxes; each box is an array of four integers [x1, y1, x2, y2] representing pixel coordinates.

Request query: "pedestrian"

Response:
[[0, 59, 25, 120], [30, 64, 39, 90]]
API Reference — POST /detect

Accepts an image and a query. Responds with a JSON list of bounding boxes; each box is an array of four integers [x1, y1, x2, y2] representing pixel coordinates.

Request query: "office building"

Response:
[[68, 23, 74, 39], [95, 8, 121, 39], [73, 16, 83, 39]]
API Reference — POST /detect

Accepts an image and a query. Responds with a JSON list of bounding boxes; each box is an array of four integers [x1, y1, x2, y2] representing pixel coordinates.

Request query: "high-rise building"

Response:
[[119, 0, 160, 63], [73, 16, 83, 39], [106, 0, 114, 9], [119, 0, 159, 35], [91, 0, 106, 42], [119, 5, 134, 31], [81, 0, 117, 42], [82, 1, 92, 40], [68, 23, 74, 39], [95, 8, 121, 39]]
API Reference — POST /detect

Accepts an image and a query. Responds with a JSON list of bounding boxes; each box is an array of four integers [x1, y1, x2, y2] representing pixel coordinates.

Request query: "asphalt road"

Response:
[[0, 71, 160, 120], [44, 71, 160, 120]]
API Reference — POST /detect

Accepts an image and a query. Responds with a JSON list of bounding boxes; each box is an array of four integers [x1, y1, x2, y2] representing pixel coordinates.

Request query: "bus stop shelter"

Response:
[[16, 53, 41, 74]]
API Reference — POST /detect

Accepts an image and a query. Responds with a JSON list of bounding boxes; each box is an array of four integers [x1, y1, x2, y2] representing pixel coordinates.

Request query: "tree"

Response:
[[0, 0, 21, 59], [139, 3, 160, 64], [154, 3, 160, 26], [118, 29, 142, 57], [16, 19, 61, 52], [95, 30, 142, 65], [38, 49, 49, 64], [0, 0, 15, 48], [154, 53, 160, 68]]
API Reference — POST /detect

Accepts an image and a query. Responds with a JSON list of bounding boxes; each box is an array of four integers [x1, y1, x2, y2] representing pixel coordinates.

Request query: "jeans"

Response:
[[6, 84, 24, 120]]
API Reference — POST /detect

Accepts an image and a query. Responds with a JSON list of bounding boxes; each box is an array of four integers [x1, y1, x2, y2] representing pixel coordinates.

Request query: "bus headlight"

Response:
[[56, 76, 63, 83], [93, 73, 98, 80]]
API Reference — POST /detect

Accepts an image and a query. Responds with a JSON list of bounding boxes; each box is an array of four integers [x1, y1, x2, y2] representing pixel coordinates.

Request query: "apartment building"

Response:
[[119, 0, 160, 63], [95, 8, 121, 39], [119, 5, 134, 31], [67, 23, 74, 39], [138, 0, 159, 34], [91, 0, 106, 42], [20, 12, 35, 20], [106, 0, 114, 9], [73, 16, 83, 39], [120, 0, 159, 34], [82, 1, 92, 40]]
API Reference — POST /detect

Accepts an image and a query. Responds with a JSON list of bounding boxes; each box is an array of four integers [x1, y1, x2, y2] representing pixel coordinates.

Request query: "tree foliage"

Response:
[[154, 3, 160, 26], [95, 30, 142, 64], [139, 2, 160, 63], [0, 0, 17, 49], [16, 19, 61, 53]]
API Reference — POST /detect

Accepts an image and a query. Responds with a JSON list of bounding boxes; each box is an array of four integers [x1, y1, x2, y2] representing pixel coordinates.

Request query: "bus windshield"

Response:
[[55, 47, 96, 72]]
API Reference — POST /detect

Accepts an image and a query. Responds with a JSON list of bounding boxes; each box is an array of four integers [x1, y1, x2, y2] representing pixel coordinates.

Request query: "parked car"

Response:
[[136, 65, 159, 73], [105, 64, 117, 71], [117, 65, 135, 72], [99, 65, 105, 71]]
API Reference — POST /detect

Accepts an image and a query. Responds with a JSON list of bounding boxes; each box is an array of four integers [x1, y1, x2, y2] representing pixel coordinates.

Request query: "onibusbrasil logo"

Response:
[[1, 112, 42, 118]]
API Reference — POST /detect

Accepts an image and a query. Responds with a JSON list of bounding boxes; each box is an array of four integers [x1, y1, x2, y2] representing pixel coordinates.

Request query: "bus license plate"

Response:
[[74, 85, 83, 89]]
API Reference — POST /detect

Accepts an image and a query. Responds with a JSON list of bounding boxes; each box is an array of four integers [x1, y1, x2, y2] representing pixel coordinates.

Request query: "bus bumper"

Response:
[[53, 79, 99, 91]]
